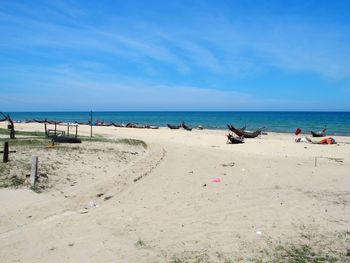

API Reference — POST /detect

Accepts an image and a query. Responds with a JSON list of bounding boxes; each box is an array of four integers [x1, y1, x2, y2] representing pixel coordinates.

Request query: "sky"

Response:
[[1, 0, 350, 111]]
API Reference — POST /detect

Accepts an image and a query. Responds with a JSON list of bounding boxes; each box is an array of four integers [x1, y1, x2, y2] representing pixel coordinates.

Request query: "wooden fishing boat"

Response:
[[181, 122, 192, 131], [97, 123, 113, 127], [111, 122, 125, 127], [52, 135, 81, 143], [227, 125, 262, 138], [167, 124, 181, 129], [34, 119, 47, 123], [311, 128, 326, 137], [74, 120, 89, 125]]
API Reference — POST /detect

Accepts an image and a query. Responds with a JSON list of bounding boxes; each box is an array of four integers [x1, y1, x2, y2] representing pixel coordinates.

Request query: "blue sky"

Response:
[[1, 0, 350, 111]]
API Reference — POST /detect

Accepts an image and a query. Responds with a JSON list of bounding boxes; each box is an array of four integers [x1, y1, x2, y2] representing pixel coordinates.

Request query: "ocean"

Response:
[[5, 111, 350, 136]]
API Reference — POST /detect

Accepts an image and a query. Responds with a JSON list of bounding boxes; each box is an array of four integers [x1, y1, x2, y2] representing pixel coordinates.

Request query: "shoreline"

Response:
[[3, 110, 350, 136], [8, 121, 350, 137]]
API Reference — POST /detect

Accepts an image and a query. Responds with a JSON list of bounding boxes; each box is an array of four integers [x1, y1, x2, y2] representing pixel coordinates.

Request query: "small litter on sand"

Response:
[[221, 162, 235, 167], [211, 177, 221, 183], [256, 231, 262, 235], [86, 201, 99, 209], [104, 196, 113, 201]]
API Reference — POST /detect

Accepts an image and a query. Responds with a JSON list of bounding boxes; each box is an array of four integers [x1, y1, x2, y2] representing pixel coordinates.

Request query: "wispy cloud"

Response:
[[2, 1, 349, 78], [1, 0, 350, 110]]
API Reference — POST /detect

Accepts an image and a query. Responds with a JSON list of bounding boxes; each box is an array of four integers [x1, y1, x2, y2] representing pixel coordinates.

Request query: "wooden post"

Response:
[[44, 123, 47, 137], [67, 123, 70, 136], [75, 125, 78, 138], [7, 114, 15, 139], [54, 122, 57, 136], [3, 142, 9, 163], [30, 156, 38, 186], [90, 111, 93, 137]]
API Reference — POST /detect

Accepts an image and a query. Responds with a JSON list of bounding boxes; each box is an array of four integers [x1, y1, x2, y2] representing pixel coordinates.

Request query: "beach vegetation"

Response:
[[30, 184, 44, 193], [80, 135, 106, 142], [169, 251, 210, 263], [0, 138, 50, 147], [252, 228, 350, 263], [0, 128, 46, 137], [135, 238, 146, 248], [0, 175, 25, 188], [81, 136, 147, 148], [0, 133, 145, 193], [255, 243, 340, 263], [169, 256, 183, 263], [166, 228, 349, 262], [0, 163, 7, 175], [117, 138, 147, 149]]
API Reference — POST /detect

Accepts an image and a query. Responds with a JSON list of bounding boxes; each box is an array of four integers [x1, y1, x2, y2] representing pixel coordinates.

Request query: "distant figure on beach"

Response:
[[294, 127, 312, 143]]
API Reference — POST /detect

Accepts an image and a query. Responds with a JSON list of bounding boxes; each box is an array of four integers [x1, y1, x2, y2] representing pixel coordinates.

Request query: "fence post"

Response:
[[30, 156, 38, 186], [90, 111, 93, 137], [3, 142, 9, 163]]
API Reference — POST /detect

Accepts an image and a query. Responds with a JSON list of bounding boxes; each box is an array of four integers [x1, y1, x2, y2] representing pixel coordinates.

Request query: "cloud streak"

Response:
[[2, 0, 349, 79], [1, 0, 350, 110]]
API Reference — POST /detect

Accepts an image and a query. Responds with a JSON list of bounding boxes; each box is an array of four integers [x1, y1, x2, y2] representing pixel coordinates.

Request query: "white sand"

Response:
[[0, 122, 349, 262]]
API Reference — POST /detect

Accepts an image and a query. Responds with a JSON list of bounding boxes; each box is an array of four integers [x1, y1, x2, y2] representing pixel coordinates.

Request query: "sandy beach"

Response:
[[0, 122, 349, 262]]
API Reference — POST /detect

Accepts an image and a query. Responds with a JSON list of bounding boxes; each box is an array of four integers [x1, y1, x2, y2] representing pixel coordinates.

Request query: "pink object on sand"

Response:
[[211, 177, 221, 183]]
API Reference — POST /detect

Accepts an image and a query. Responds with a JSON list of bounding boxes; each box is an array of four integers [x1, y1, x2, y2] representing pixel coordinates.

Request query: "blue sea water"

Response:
[[5, 111, 350, 136]]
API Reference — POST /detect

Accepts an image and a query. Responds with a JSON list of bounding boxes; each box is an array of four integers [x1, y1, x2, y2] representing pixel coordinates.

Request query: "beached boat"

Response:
[[146, 125, 159, 129], [97, 123, 113, 127], [226, 134, 244, 144], [167, 124, 181, 129], [126, 123, 136, 128], [111, 122, 125, 127], [34, 119, 62, 124], [311, 129, 326, 137], [52, 135, 82, 143], [33, 119, 47, 123], [227, 125, 262, 138], [182, 122, 192, 131], [125, 123, 158, 129], [74, 120, 89, 125]]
